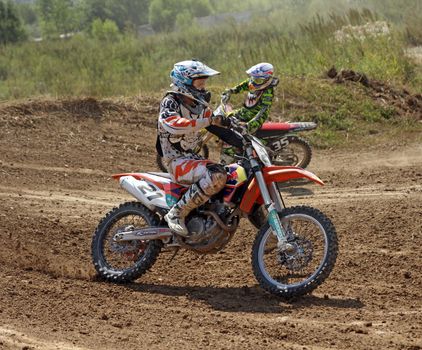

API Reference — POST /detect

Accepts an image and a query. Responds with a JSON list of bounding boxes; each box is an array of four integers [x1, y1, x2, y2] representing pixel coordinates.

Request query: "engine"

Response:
[[183, 202, 238, 253], [185, 215, 221, 244]]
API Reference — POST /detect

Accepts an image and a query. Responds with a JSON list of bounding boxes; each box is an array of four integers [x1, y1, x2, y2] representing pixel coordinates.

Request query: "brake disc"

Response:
[[277, 236, 313, 271]]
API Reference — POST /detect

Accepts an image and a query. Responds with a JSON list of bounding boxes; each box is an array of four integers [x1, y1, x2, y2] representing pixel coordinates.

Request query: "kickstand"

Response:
[[168, 247, 180, 264]]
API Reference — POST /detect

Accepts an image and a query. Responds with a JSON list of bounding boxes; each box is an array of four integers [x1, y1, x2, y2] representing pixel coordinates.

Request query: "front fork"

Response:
[[251, 159, 293, 252]]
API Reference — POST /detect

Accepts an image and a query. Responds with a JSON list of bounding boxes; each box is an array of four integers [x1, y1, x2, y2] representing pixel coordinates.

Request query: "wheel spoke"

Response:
[[252, 206, 337, 297], [103, 214, 149, 270], [272, 137, 311, 168], [92, 203, 162, 283]]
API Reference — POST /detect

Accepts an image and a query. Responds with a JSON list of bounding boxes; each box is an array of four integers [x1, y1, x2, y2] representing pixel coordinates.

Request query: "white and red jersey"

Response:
[[157, 93, 212, 169]]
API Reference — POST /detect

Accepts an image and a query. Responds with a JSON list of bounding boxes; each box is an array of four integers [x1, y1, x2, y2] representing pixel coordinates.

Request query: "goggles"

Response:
[[250, 77, 268, 85]]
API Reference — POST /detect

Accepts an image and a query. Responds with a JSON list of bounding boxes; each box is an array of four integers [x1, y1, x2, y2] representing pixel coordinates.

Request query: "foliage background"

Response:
[[1, 0, 421, 146]]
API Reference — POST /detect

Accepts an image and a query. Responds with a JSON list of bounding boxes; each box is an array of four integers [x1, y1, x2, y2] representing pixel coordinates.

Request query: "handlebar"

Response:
[[221, 93, 230, 104], [216, 98, 249, 140]]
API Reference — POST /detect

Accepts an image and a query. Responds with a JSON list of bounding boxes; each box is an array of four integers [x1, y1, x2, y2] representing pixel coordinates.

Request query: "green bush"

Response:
[[0, 0, 27, 44], [91, 18, 120, 41], [149, 0, 211, 32]]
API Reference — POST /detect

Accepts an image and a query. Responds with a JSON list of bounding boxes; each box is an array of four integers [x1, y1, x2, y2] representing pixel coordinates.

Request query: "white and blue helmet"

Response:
[[170, 60, 220, 104], [246, 62, 274, 91]]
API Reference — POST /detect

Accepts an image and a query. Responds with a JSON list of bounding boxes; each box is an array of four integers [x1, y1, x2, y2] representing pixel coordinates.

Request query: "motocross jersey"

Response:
[[228, 78, 278, 133], [157, 92, 213, 169]]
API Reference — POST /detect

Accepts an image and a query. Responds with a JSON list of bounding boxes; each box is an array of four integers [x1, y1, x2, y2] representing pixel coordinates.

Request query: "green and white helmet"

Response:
[[246, 62, 274, 91]]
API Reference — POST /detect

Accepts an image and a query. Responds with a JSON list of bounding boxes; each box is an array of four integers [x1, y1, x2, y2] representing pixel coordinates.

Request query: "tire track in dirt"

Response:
[[1, 99, 421, 350], [1, 261, 419, 350], [0, 161, 107, 176], [1, 180, 420, 286], [0, 326, 89, 350], [0, 185, 125, 208], [2, 266, 419, 350], [312, 143, 422, 172]]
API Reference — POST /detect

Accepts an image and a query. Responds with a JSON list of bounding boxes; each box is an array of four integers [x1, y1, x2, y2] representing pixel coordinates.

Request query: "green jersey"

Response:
[[228, 78, 278, 133]]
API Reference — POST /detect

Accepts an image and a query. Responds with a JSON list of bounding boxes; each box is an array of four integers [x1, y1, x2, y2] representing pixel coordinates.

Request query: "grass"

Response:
[[0, 8, 421, 146], [258, 76, 421, 148], [1, 9, 420, 99]]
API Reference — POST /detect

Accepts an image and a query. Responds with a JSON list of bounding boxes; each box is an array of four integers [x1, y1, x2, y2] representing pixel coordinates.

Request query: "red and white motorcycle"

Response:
[[92, 123, 337, 298]]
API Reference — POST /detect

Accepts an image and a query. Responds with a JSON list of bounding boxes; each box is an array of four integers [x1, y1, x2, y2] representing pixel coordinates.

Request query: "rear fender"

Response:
[[112, 173, 167, 190], [289, 121, 317, 132], [239, 166, 323, 214], [112, 173, 170, 210]]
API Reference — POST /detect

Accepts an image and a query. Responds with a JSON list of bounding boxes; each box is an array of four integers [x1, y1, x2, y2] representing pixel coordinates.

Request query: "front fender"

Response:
[[239, 166, 324, 214]]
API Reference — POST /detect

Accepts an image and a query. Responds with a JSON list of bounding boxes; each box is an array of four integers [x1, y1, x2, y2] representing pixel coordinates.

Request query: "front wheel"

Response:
[[252, 206, 337, 298], [271, 136, 312, 169], [91, 202, 162, 283]]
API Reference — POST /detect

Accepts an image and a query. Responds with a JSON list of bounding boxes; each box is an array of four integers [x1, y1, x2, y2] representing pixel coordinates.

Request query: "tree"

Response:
[[80, 0, 151, 32], [0, 0, 27, 44], [36, 0, 78, 38], [149, 0, 211, 32], [190, 0, 212, 17], [148, 0, 173, 32], [175, 9, 194, 31], [124, 0, 151, 26], [91, 18, 120, 41], [16, 3, 38, 26]]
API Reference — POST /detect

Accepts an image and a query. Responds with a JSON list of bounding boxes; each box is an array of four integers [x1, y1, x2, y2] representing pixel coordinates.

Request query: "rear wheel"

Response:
[[91, 202, 162, 283], [271, 136, 312, 169], [252, 206, 337, 298]]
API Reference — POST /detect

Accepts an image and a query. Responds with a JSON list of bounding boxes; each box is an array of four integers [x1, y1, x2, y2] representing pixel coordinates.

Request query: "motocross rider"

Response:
[[156, 60, 232, 236], [221, 62, 278, 163]]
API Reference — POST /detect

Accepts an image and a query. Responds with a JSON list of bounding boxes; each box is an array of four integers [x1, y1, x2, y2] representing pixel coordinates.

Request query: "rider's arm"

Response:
[[228, 79, 249, 94], [159, 96, 212, 135]]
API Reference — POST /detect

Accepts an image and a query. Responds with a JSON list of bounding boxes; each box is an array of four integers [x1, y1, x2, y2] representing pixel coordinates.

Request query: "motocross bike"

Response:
[[92, 122, 337, 298], [156, 100, 317, 172]]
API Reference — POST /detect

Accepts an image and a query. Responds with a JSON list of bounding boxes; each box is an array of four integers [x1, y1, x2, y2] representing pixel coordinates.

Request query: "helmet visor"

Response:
[[251, 77, 268, 85]]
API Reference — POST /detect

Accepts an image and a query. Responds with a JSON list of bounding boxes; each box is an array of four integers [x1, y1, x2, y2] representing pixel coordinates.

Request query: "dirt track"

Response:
[[0, 99, 421, 350]]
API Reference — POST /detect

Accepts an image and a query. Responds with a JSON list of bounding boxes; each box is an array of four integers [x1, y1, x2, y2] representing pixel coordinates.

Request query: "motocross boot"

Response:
[[165, 183, 210, 236]]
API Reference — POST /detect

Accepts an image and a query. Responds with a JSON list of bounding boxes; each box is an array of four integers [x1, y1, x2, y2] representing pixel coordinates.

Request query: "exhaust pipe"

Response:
[[113, 227, 172, 242]]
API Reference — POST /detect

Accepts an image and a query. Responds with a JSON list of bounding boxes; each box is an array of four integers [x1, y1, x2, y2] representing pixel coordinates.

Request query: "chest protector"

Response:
[[244, 90, 264, 108], [156, 93, 207, 156]]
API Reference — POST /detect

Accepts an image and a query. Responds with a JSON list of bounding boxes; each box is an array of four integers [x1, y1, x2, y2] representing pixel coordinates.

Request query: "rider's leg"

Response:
[[165, 159, 227, 236]]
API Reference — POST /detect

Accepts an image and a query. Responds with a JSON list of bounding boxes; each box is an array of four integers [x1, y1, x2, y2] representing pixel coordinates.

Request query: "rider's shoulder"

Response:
[[160, 92, 181, 109], [270, 77, 279, 87]]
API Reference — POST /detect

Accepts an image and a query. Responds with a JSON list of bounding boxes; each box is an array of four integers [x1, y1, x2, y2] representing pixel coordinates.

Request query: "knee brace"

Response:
[[198, 163, 227, 196]]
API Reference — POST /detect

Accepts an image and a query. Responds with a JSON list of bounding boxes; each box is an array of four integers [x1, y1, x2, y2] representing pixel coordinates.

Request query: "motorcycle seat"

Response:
[[147, 172, 172, 179], [256, 122, 317, 138], [147, 172, 190, 188], [260, 122, 293, 131]]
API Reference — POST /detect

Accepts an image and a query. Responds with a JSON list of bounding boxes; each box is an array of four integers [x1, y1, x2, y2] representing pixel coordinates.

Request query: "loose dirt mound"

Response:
[[327, 67, 422, 119], [0, 98, 421, 350], [0, 96, 160, 130], [0, 96, 158, 117]]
